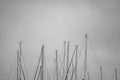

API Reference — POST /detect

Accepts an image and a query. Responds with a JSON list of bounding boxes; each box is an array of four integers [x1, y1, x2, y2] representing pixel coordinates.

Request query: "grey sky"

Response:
[[0, 0, 120, 80]]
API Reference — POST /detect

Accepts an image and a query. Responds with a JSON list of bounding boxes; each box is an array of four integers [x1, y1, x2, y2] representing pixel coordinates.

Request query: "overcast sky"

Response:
[[0, 0, 120, 80]]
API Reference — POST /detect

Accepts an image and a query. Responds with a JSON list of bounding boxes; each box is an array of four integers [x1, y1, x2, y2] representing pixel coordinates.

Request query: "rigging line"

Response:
[[79, 52, 88, 80], [43, 49, 52, 77], [73, 42, 84, 80], [64, 45, 77, 80], [8, 65, 15, 80], [44, 56, 50, 77], [57, 53, 64, 72], [70, 62, 76, 80], [58, 68, 62, 80], [59, 67, 63, 80], [57, 50, 66, 78], [20, 63, 26, 80], [36, 66, 42, 80], [78, 38, 85, 61], [75, 45, 78, 80], [8, 53, 16, 80], [37, 45, 44, 80], [21, 54, 29, 80], [34, 51, 42, 80], [63, 41, 67, 78], [42, 46, 52, 78], [88, 39, 101, 66], [80, 61, 86, 80], [58, 63, 64, 78], [53, 58, 56, 79], [42, 51, 49, 77]]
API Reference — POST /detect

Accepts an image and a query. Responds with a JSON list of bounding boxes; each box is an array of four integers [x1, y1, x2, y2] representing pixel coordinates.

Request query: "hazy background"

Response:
[[0, 0, 120, 80]]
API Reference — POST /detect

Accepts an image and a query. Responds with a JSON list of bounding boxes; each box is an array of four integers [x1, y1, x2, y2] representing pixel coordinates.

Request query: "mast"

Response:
[[56, 50, 59, 80], [66, 41, 69, 80], [115, 68, 117, 80], [21, 63, 26, 80], [34, 49, 42, 80], [100, 66, 103, 80], [65, 46, 77, 80], [71, 59, 74, 80], [67, 41, 70, 71], [17, 51, 19, 80], [83, 34, 88, 80], [19, 42, 22, 80], [41, 45, 44, 80], [17, 41, 23, 80], [75, 45, 78, 80], [87, 72, 90, 80], [63, 41, 66, 79]]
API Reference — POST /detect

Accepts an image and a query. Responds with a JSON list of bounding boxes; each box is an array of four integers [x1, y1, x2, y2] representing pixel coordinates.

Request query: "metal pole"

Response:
[[17, 51, 19, 80], [87, 72, 90, 80], [75, 45, 78, 80], [56, 50, 58, 80], [100, 66, 103, 80], [115, 68, 117, 80], [19, 41, 23, 80], [41, 45, 44, 80], [63, 41, 66, 79], [84, 34, 88, 80], [67, 41, 70, 71]]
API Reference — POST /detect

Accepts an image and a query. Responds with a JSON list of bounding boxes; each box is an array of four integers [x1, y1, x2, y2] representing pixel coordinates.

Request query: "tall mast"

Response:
[[66, 41, 69, 80], [34, 48, 42, 80], [17, 41, 23, 80], [56, 50, 59, 80], [75, 45, 78, 80], [63, 41, 66, 79], [87, 72, 90, 80], [17, 51, 19, 80], [19, 42, 22, 80], [71, 59, 74, 80], [83, 34, 88, 80], [100, 66, 103, 80], [67, 41, 70, 71], [65, 46, 77, 80], [115, 68, 117, 80], [41, 45, 44, 80]]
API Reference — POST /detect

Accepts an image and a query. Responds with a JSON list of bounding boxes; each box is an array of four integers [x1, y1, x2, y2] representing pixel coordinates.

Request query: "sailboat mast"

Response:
[[83, 34, 88, 80], [20, 42, 22, 80], [17, 51, 19, 80], [56, 50, 59, 80], [66, 41, 69, 80], [63, 41, 66, 79], [87, 72, 90, 80], [115, 68, 117, 80], [67, 41, 70, 71], [100, 66, 103, 80], [17, 41, 23, 80], [75, 45, 78, 80], [41, 45, 44, 80]]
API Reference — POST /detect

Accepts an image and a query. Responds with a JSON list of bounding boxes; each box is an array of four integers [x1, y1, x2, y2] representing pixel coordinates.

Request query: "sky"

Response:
[[0, 0, 120, 80]]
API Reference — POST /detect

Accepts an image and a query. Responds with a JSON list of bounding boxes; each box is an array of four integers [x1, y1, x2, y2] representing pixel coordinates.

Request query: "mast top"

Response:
[[19, 41, 24, 44], [85, 33, 88, 38]]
